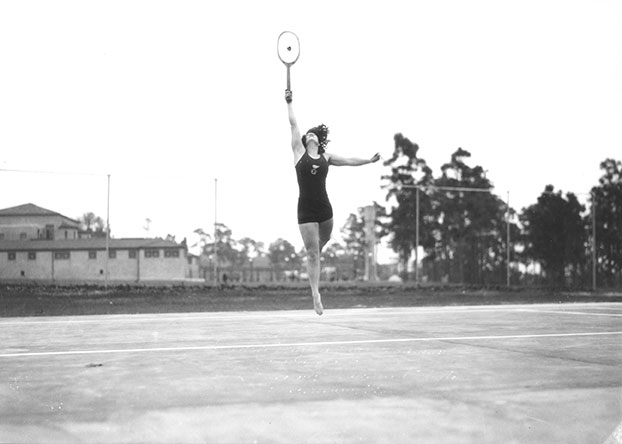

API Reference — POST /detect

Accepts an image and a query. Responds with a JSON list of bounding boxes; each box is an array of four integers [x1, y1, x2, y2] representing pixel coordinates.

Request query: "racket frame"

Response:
[[277, 31, 300, 90]]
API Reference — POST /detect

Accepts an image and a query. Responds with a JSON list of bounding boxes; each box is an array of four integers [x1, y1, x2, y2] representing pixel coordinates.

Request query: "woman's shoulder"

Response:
[[294, 150, 307, 167]]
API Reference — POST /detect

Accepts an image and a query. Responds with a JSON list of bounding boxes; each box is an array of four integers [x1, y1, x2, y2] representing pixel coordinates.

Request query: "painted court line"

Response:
[[0, 309, 500, 326], [521, 308, 622, 317], [3, 304, 620, 326], [1, 331, 621, 359]]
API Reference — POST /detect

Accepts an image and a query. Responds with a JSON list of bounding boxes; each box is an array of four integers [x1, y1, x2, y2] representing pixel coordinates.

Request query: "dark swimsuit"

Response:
[[295, 151, 333, 224]]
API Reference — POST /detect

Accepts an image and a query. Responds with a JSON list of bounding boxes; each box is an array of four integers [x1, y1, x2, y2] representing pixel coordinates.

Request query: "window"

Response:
[[89, 251, 97, 259], [129, 249, 137, 259], [108, 250, 116, 259], [145, 249, 160, 258], [54, 251, 70, 260], [165, 249, 180, 258], [8, 252, 16, 261], [20, 233, 27, 240], [28, 252, 36, 260]]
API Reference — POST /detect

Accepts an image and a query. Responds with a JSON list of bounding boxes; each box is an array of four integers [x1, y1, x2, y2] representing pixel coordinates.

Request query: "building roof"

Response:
[[0, 223, 42, 228], [58, 223, 79, 229], [0, 238, 184, 251], [0, 203, 80, 224]]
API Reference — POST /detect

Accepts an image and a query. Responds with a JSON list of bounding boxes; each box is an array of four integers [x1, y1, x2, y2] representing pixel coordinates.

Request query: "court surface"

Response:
[[1, 302, 621, 444]]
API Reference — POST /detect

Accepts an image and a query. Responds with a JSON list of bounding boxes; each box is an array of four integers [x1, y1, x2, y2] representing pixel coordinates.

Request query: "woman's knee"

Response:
[[306, 246, 320, 262]]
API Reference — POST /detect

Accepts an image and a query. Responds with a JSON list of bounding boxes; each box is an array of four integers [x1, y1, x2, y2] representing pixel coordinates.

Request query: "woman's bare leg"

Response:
[[299, 222, 323, 315], [318, 218, 333, 253]]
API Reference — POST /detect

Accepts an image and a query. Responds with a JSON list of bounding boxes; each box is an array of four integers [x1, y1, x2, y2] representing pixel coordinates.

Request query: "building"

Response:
[[0, 202, 83, 241], [0, 203, 190, 284]]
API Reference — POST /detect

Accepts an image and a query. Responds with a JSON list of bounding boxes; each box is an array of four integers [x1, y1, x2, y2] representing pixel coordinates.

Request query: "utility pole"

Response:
[[592, 193, 597, 292], [415, 187, 420, 286], [213, 178, 218, 283], [105, 174, 110, 290], [506, 191, 510, 287]]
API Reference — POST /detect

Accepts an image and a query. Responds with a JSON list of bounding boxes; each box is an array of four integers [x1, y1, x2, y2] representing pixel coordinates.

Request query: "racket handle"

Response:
[[286, 65, 291, 90]]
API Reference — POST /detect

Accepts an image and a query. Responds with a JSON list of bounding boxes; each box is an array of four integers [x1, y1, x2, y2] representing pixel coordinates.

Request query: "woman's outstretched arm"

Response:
[[286, 90, 305, 163], [326, 152, 381, 167]]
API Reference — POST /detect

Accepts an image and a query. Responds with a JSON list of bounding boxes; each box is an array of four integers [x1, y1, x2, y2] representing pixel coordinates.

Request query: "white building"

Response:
[[0, 203, 190, 284], [0, 202, 82, 241]]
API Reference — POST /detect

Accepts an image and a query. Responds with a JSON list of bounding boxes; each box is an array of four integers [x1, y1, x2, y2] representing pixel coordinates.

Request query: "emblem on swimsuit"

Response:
[[311, 165, 320, 175]]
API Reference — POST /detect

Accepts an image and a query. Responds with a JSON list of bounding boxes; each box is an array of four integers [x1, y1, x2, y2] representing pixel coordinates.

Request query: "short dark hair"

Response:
[[302, 124, 330, 154]]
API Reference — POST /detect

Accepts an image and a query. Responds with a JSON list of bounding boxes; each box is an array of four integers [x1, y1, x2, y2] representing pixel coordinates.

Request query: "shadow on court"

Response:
[[1, 303, 621, 443]]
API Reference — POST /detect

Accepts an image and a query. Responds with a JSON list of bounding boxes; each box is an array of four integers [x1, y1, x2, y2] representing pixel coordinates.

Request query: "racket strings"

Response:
[[277, 31, 300, 65]]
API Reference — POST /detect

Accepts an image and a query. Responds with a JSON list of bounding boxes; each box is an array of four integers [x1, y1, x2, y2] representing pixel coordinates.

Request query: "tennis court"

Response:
[[1, 302, 621, 443]]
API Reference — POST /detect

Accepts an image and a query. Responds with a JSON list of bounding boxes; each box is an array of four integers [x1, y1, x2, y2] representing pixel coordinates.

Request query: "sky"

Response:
[[1, 0, 620, 259]]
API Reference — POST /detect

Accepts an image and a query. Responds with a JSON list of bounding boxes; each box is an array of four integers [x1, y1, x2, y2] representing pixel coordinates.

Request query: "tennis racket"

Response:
[[277, 31, 300, 90]]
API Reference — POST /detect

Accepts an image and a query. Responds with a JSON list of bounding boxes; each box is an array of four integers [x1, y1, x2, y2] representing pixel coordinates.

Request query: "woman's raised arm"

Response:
[[286, 89, 305, 163]]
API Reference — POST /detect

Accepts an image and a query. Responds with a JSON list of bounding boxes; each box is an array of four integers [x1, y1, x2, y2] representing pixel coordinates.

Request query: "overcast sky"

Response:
[[1, 0, 620, 256]]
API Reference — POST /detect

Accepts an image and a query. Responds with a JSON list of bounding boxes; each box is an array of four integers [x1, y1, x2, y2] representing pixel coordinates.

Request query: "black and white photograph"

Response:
[[1, 1, 621, 442]]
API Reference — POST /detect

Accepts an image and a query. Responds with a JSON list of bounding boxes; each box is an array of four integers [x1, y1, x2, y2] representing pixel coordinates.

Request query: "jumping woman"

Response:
[[285, 89, 380, 315]]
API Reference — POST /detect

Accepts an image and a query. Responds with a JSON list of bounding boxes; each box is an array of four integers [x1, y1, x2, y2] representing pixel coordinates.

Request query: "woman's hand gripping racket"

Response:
[[277, 31, 300, 96]]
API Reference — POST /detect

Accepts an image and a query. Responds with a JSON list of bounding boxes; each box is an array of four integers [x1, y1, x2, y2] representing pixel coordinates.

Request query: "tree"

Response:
[[381, 133, 435, 272], [78, 212, 106, 238], [192, 228, 212, 253], [322, 242, 345, 268], [214, 223, 241, 266], [590, 158, 622, 286], [238, 237, 265, 265], [429, 148, 511, 284], [194, 223, 240, 266], [268, 238, 300, 269], [520, 185, 587, 285], [382, 139, 514, 283]]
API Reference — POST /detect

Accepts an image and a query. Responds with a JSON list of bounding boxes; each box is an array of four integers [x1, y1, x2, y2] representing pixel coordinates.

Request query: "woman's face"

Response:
[[305, 132, 319, 146]]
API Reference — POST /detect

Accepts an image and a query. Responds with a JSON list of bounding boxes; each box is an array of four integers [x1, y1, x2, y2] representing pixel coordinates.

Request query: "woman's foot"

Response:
[[313, 293, 324, 316]]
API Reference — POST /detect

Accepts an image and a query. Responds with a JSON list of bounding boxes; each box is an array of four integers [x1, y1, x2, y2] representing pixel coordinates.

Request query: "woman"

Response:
[[285, 89, 380, 315]]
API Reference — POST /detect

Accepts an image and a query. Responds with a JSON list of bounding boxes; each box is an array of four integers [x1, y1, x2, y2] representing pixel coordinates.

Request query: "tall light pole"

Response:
[[105, 174, 110, 290], [213, 178, 218, 283], [415, 187, 420, 286], [592, 193, 597, 291], [506, 191, 511, 287]]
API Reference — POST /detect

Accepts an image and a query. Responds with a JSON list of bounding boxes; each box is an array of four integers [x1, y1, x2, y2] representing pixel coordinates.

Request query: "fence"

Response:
[[399, 185, 615, 290]]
